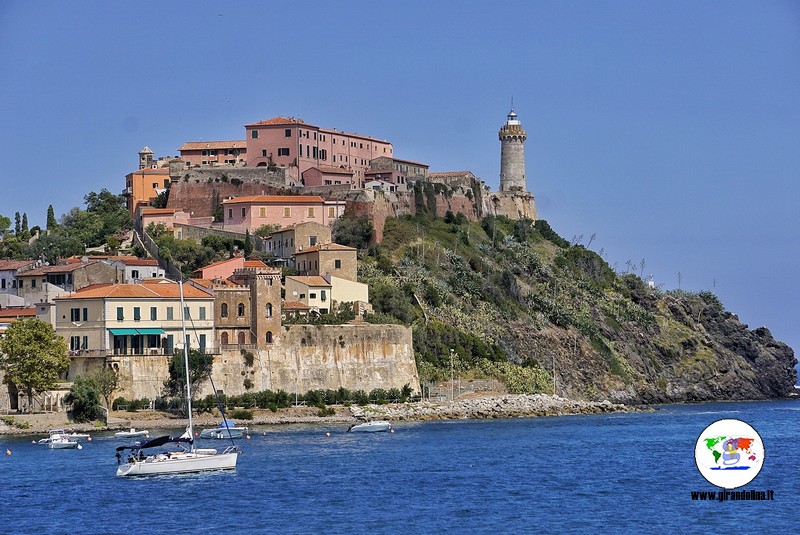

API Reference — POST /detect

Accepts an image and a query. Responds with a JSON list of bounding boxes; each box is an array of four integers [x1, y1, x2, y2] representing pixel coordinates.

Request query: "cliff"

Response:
[[362, 215, 797, 404]]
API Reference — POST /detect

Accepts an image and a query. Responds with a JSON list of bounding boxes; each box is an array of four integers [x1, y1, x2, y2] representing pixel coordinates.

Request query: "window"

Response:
[[278, 148, 290, 156], [251, 130, 258, 139], [310, 293, 316, 299], [335, 259, 341, 269], [241, 207, 246, 217], [319, 149, 327, 160], [202, 150, 208, 156], [221, 303, 228, 317], [150, 307, 157, 321], [321, 290, 327, 302], [166, 335, 174, 353], [221, 332, 229, 345], [262, 149, 267, 157], [237, 303, 245, 317], [285, 129, 291, 137], [266, 331, 273, 344], [70, 308, 80, 322], [199, 307, 206, 320], [228, 208, 233, 219], [329, 207, 335, 218], [131, 269, 139, 279], [117, 307, 124, 321], [260, 207, 266, 217], [82, 336, 88, 350], [31, 279, 36, 288], [199, 334, 206, 352], [310, 236, 317, 246], [134, 307, 141, 321], [307, 207, 315, 218], [0, 279, 4, 289], [283, 207, 291, 218], [210, 150, 216, 156], [266, 303, 272, 317], [152, 182, 158, 188], [183, 306, 190, 320], [70, 336, 80, 351], [82, 308, 88, 322], [166, 307, 173, 320]]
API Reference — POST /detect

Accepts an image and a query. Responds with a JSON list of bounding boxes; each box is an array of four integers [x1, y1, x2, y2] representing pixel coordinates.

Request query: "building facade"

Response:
[[221, 195, 346, 234], [178, 140, 247, 168], [293, 243, 358, 282]]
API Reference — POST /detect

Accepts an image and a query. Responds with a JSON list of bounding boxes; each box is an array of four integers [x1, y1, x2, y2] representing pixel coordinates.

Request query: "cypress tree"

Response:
[[14, 212, 20, 235], [21, 213, 28, 234], [46, 205, 57, 230]]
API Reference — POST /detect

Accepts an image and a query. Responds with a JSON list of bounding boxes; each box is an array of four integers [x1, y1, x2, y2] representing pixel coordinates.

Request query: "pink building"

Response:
[[243, 117, 393, 187], [193, 257, 268, 280], [221, 195, 346, 233], [301, 166, 356, 188], [178, 140, 247, 167]]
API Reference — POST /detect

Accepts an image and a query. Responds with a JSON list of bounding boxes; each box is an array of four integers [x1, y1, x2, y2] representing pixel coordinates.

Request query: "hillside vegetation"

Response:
[[358, 213, 797, 403]]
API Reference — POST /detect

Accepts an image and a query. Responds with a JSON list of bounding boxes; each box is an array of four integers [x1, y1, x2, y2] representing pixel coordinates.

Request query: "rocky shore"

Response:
[[352, 394, 640, 421], [0, 394, 640, 436]]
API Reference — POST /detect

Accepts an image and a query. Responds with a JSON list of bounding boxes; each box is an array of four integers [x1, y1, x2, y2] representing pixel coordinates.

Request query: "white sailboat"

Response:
[[115, 279, 239, 477]]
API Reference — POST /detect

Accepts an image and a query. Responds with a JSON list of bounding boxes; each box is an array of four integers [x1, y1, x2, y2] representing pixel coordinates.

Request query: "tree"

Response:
[[253, 224, 280, 238], [0, 214, 11, 237], [14, 212, 21, 235], [332, 215, 373, 250], [0, 318, 69, 412], [21, 213, 28, 235], [64, 376, 100, 422], [243, 228, 253, 256], [46, 205, 58, 231], [163, 348, 213, 411], [93, 366, 119, 409]]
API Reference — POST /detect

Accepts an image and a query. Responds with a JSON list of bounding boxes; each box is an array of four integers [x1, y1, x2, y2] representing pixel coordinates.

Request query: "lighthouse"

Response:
[[498, 108, 527, 192]]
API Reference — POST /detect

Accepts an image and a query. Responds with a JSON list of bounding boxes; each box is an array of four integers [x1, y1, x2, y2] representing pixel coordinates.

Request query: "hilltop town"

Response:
[[0, 110, 538, 414]]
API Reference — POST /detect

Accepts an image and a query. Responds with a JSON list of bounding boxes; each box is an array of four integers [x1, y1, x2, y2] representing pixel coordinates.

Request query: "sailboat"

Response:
[[115, 280, 239, 477]]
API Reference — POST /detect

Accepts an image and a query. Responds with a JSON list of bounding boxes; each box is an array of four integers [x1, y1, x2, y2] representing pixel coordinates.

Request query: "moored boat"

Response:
[[115, 428, 150, 438], [199, 420, 248, 439], [348, 420, 392, 433]]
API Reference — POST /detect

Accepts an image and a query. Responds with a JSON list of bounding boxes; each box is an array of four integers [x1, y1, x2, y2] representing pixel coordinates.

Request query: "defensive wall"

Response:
[[106, 323, 419, 400]]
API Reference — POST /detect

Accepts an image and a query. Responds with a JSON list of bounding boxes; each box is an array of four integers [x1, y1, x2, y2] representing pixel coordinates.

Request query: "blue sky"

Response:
[[1, 1, 798, 359]]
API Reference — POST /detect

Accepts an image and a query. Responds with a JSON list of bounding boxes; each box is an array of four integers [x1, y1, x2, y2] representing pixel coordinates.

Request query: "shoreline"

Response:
[[0, 394, 642, 436]]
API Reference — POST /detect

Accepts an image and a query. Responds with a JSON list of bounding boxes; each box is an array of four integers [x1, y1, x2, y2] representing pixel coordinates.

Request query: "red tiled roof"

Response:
[[391, 157, 428, 167], [244, 260, 268, 268], [127, 168, 170, 175], [0, 308, 36, 319], [282, 300, 310, 310], [305, 166, 354, 175], [222, 195, 325, 205], [20, 262, 99, 276], [140, 208, 179, 215], [0, 260, 37, 271], [179, 140, 247, 151], [245, 117, 308, 127], [285, 276, 331, 287], [54, 283, 212, 300], [195, 257, 241, 272], [295, 243, 356, 254]]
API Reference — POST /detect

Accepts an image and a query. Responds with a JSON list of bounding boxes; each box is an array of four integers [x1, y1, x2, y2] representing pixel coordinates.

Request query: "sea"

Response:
[[1, 399, 797, 534]]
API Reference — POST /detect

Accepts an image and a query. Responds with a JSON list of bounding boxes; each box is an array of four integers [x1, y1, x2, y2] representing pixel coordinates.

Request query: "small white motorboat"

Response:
[[347, 420, 392, 433], [48, 435, 81, 449], [199, 420, 248, 439], [115, 428, 150, 439]]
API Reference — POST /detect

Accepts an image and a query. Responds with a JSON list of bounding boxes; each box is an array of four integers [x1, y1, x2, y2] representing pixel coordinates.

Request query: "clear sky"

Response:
[[1, 1, 798, 360]]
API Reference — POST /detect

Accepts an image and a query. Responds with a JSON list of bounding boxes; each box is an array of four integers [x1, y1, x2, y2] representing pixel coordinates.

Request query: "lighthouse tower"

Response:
[[498, 108, 527, 192]]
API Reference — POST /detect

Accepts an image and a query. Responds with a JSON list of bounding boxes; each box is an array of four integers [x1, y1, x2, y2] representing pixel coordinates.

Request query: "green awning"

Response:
[[109, 328, 139, 335], [136, 328, 165, 335]]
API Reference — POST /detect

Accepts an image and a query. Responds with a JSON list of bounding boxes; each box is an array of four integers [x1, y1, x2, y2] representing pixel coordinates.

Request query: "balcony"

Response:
[[107, 345, 221, 357]]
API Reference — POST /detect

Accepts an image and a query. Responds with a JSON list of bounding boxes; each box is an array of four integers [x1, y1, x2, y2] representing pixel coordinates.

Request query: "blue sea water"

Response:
[[1, 399, 797, 534]]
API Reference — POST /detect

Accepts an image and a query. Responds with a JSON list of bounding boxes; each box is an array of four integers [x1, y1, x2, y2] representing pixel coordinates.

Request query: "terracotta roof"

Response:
[[127, 168, 170, 175], [20, 262, 99, 276], [304, 166, 354, 176], [0, 260, 37, 271], [245, 116, 308, 127], [140, 208, 179, 215], [179, 140, 247, 151], [118, 258, 158, 266], [222, 195, 325, 205], [318, 127, 389, 144], [0, 308, 36, 318], [391, 157, 428, 167], [195, 257, 241, 272], [295, 243, 356, 254], [54, 283, 212, 300], [427, 171, 476, 178], [282, 300, 310, 310], [244, 260, 268, 268], [285, 276, 331, 287]]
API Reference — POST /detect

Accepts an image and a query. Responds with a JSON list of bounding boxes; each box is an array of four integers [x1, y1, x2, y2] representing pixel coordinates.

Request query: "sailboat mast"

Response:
[[179, 279, 194, 439]]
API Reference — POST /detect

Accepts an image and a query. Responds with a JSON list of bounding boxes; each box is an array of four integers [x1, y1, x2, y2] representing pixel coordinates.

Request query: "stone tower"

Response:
[[138, 146, 154, 169], [498, 108, 527, 192]]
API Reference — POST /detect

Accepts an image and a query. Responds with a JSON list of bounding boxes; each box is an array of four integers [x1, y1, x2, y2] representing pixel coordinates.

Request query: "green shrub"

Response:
[[316, 407, 336, 417], [65, 376, 101, 423], [229, 408, 253, 420]]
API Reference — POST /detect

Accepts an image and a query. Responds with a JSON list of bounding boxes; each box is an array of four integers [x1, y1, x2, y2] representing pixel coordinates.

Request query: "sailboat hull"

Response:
[[116, 451, 238, 477]]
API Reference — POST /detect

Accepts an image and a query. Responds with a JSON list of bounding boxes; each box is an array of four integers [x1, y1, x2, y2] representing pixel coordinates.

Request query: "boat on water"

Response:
[[115, 428, 150, 439], [199, 420, 248, 439], [115, 280, 239, 477], [348, 420, 392, 433], [38, 429, 89, 444], [48, 435, 81, 449]]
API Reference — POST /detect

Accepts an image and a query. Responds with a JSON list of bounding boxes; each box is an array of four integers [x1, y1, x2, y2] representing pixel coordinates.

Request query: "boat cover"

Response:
[[115, 435, 193, 452]]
